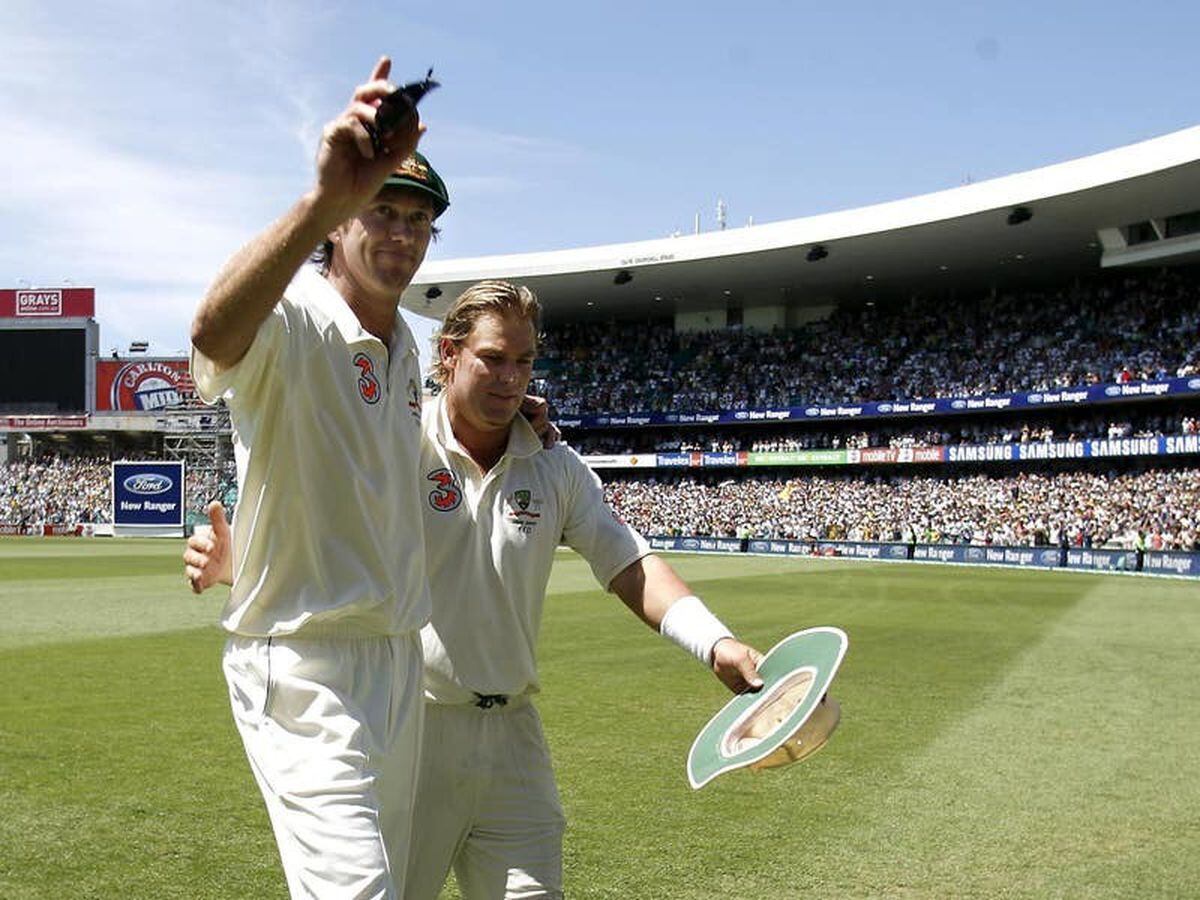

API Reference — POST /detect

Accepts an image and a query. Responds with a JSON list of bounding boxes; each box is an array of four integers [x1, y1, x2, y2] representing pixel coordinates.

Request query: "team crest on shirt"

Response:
[[407, 379, 422, 419], [505, 488, 543, 535], [353, 352, 381, 404], [426, 468, 462, 512]]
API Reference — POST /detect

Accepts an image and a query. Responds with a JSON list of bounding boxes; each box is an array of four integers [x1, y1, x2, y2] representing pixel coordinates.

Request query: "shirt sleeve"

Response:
[[190, 302, 289, 409], [558, 447, 651, 590]]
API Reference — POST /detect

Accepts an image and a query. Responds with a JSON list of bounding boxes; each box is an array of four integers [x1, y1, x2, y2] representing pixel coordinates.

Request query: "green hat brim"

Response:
[[382, 151, 450, 219], [687, 626, 848, 789]]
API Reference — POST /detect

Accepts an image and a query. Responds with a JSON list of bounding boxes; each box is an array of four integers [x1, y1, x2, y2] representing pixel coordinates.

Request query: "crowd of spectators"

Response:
[[0, 456, 110, 526], [603, 467, 1200, 551], [570, 410, 1200, 455], [536, 269, 1200, 415], [4, 450, 1198, 558], [0, 453, 235, 526], [185, 463, 238, 515]]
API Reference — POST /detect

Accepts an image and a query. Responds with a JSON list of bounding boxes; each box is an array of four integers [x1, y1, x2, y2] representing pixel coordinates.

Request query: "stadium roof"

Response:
[[402, 126, 1200, 322]]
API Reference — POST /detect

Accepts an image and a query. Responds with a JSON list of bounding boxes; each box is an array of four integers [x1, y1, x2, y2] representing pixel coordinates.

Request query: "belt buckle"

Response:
[[473, 692, 509, 710]]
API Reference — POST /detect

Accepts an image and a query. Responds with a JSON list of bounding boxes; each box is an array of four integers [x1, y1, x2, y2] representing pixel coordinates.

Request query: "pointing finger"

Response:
[[370, 56, 391, 84]]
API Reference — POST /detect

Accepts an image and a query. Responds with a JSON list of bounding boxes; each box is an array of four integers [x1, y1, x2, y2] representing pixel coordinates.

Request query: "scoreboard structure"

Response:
[[0, 288, 98, 417], [0, 286, 211, 446]]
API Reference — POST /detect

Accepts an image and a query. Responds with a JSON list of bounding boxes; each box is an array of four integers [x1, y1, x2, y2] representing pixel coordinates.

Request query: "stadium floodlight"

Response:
[[806, 245, 829, 262], [129, 341, 149, 353], [613, 270, 633, 285], [1007, 206, 1033, 226]]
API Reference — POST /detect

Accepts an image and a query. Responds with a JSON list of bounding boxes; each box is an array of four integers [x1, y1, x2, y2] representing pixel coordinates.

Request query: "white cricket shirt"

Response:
[[419, 397, 650, 703], [191, 266, 430, 637]]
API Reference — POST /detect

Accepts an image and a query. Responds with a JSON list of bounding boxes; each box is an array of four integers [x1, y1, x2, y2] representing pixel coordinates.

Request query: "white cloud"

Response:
[[0, 3, 314, 354]]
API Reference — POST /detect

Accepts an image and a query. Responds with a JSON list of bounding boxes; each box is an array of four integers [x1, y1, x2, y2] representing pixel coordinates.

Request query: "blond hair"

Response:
[[431, 281, 542, 385]]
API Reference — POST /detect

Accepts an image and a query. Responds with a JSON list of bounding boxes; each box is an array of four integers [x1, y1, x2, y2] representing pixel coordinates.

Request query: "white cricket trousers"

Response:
[[223, 631, 425, 899], [404, 700, 566, 900]]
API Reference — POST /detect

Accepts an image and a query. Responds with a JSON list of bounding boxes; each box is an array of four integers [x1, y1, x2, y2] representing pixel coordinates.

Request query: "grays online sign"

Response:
[[112, 461, 184, 526]]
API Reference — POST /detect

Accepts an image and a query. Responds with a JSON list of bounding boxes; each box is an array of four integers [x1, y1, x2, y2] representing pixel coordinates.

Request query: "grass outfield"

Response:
[[1, 538, 1197, 898]]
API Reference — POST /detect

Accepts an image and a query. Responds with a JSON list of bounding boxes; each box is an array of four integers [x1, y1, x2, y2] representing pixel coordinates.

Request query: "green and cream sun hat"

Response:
[[687, 626, 848, 790]]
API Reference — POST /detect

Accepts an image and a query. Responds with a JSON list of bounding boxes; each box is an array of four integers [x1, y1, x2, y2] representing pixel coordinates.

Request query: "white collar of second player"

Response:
[[434, 394, 542, 464]]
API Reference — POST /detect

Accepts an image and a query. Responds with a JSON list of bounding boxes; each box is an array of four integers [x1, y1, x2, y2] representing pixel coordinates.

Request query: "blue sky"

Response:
[[2, 0, 1197, 360]]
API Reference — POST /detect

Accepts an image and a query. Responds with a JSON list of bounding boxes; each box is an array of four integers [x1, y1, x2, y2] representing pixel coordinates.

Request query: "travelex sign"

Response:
[[112, 461, 184, 526], [584, 434, 1200, 469], [557, 376, 1200, 430]]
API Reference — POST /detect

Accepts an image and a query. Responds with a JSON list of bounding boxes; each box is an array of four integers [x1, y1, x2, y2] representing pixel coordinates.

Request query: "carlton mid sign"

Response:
[[95, 359, 194, 411], [0, 288, 95, 318]]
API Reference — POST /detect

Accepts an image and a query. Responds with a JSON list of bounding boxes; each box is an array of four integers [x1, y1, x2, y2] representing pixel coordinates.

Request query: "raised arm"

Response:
[[609, 554, 764, 694], [190, 56, 424, 369]]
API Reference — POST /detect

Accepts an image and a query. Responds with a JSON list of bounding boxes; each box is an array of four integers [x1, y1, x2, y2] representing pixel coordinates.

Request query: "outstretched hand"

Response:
[[712, 638, 765, 695], [184, 501, 233, 594]]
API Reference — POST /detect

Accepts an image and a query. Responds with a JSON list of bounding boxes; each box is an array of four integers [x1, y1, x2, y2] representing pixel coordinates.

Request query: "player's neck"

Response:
[[326, 270, 399, 348], [447, 406, 509, 473]]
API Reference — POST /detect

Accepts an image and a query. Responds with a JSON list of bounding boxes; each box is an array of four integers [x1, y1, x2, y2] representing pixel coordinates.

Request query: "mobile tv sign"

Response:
[[112, 461, 185, 533]]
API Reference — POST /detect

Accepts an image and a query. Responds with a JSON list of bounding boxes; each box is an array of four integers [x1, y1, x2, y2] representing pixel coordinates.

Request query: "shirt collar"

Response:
[[295, 265, 404, 349]]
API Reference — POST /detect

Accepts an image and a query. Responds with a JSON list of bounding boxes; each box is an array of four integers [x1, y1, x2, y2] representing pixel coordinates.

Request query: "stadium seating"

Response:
[[602, 468, 1199, 551], [536, 269, 1200, 415]]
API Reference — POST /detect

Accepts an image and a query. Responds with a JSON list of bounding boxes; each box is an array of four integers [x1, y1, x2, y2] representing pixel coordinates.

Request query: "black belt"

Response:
[[473, 692, 509, 710]]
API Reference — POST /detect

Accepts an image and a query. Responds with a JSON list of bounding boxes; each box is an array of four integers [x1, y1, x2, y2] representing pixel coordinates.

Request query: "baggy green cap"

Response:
[[384, 151, 450, 219]]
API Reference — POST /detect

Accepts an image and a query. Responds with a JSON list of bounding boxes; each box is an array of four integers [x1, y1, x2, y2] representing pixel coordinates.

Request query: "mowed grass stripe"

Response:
[[0, 627, 285, 899], [0, 577, 225, 651], [530, 560, 1095, 900], [0, 536, 225, 651], [794, 574, 1200, 900], [0, 555, 180, 581]]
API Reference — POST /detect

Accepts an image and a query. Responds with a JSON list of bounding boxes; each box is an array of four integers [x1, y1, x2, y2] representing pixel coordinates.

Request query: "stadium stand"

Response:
[[3, 266, 1198, 558], [602, 465, 1200, 551], [534, 269, 1199, 415], [0, 456, 110, 527], [0, 452, 235, 528], [569, 406, 1200, 455]]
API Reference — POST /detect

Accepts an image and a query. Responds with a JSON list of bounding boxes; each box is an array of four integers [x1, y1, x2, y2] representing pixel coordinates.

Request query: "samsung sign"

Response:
[[112, 461, 184, 529]]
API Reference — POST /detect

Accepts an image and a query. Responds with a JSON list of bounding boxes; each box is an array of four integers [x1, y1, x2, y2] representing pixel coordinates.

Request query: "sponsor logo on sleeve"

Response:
[[353, 352, 381, 404]]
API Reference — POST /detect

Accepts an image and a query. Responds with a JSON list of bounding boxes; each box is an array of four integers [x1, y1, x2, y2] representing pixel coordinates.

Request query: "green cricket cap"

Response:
[[384, 151, 450, 219]]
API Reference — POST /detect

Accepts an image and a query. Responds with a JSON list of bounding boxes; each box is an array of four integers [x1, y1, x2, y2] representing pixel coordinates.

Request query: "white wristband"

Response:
[[659, 595, 734, 667]]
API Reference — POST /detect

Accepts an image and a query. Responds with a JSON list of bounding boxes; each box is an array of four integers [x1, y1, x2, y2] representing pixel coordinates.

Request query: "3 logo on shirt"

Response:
[[426, 468, 462, 512], [353, 353, 381, 404], [505, 488, 543, 535]]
